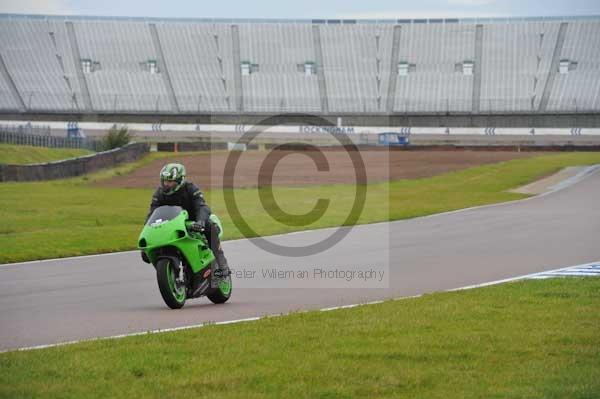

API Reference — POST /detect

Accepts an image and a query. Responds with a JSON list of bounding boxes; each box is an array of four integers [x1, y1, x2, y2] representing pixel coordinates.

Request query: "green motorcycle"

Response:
[[138, 205, 232, 309]]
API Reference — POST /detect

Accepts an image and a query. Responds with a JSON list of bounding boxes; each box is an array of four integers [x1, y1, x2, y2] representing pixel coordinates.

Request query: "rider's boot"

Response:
[[213, 245, 231, 278]]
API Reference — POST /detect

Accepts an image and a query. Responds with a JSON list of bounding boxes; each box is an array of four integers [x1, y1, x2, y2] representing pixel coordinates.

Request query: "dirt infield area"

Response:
[[99, 150, 540, 189]]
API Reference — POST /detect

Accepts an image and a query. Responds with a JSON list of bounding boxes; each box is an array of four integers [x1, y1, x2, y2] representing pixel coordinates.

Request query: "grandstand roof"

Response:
[[1, 12, 599, 26]]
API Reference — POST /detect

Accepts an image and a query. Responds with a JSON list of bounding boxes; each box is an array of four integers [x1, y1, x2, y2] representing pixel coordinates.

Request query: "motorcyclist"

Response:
[[143, 163, 230, 280]]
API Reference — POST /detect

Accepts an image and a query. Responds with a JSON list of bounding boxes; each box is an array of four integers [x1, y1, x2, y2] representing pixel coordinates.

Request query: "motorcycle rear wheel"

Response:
[[207, 274, 232, 304]]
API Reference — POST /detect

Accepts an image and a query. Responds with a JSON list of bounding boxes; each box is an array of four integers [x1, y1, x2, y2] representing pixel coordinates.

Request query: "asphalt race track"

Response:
[[1, 169, 599, 352]]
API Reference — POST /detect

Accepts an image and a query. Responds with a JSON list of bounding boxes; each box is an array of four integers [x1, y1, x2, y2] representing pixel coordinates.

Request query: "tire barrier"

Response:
[[0, 142, 149, 182], [154, 142, 250, 152], [177, 142, 229, 151], [156, 142, 175, 152]]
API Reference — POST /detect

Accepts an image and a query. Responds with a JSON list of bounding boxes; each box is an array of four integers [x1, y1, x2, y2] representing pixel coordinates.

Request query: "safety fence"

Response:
[[0, 128, 103, 152]]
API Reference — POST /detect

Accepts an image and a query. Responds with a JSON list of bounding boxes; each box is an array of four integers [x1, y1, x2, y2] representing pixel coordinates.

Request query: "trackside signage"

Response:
[[298, 125, 356, 134]]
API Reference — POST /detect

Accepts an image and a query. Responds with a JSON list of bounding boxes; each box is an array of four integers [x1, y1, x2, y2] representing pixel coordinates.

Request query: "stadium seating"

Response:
[[0, 19, 85, 110], [480, 21, 560, 112], [0, 15, 598, 114], [393, 22, 475, 113], [75, 21, 171, 111], [239, 23, 320, 112], [320, 24, 394, 113], [546, 21, 600, 112], [157, 22, 236, 112]]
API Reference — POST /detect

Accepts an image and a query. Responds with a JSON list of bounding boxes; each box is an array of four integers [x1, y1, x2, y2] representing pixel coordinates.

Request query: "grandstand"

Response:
[[0, 14, 599, 126]]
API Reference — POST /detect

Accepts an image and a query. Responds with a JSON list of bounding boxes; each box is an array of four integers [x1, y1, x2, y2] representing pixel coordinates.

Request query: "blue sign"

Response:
[[378, 132, 410, 146]]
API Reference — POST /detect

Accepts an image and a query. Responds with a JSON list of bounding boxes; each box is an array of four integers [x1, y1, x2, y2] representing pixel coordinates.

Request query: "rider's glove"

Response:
[[190, 220, 206, 232]]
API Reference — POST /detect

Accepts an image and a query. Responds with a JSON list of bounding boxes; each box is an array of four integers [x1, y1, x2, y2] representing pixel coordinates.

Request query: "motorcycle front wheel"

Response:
[[156, 258, 186, 309]]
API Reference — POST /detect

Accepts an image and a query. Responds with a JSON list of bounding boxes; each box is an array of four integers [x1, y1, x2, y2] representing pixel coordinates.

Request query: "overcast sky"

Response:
[[0, 0, 599, 19]]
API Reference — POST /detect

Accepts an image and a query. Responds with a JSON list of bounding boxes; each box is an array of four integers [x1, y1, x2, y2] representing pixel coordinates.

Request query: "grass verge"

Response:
[[1, 152, 600, 263], [0, 143, 93, 164], [0, 277, 598, 398]]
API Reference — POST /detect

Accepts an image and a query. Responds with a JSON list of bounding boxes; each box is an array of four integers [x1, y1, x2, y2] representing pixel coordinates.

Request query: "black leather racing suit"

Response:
[[145, 181, 228, 272]]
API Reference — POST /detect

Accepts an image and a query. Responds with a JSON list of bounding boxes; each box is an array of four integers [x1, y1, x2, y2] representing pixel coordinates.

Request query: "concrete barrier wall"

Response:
[[1, 112, 600, 127], [3, 120, 600, 138], [0, 142, 149, 182], [264, 143, 600, 152]]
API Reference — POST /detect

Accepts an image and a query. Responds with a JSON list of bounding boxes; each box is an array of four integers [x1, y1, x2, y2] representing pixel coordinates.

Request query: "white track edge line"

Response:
[[2, 260, 598, 354]]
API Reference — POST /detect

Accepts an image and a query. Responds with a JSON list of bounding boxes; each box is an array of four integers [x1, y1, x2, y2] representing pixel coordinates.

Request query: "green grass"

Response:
[[0, 143, 93, 164], [1, 277, 598, 399], [1, 152, 600, 263], [80, 150, 230, 181]]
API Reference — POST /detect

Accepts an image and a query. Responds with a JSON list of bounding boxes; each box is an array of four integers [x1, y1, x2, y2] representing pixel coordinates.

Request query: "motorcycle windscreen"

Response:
[[146, 205, 184, 226]]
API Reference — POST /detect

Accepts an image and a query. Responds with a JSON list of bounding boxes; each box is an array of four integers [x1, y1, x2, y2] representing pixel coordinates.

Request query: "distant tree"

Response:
[[102, 126, 131, 150]]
